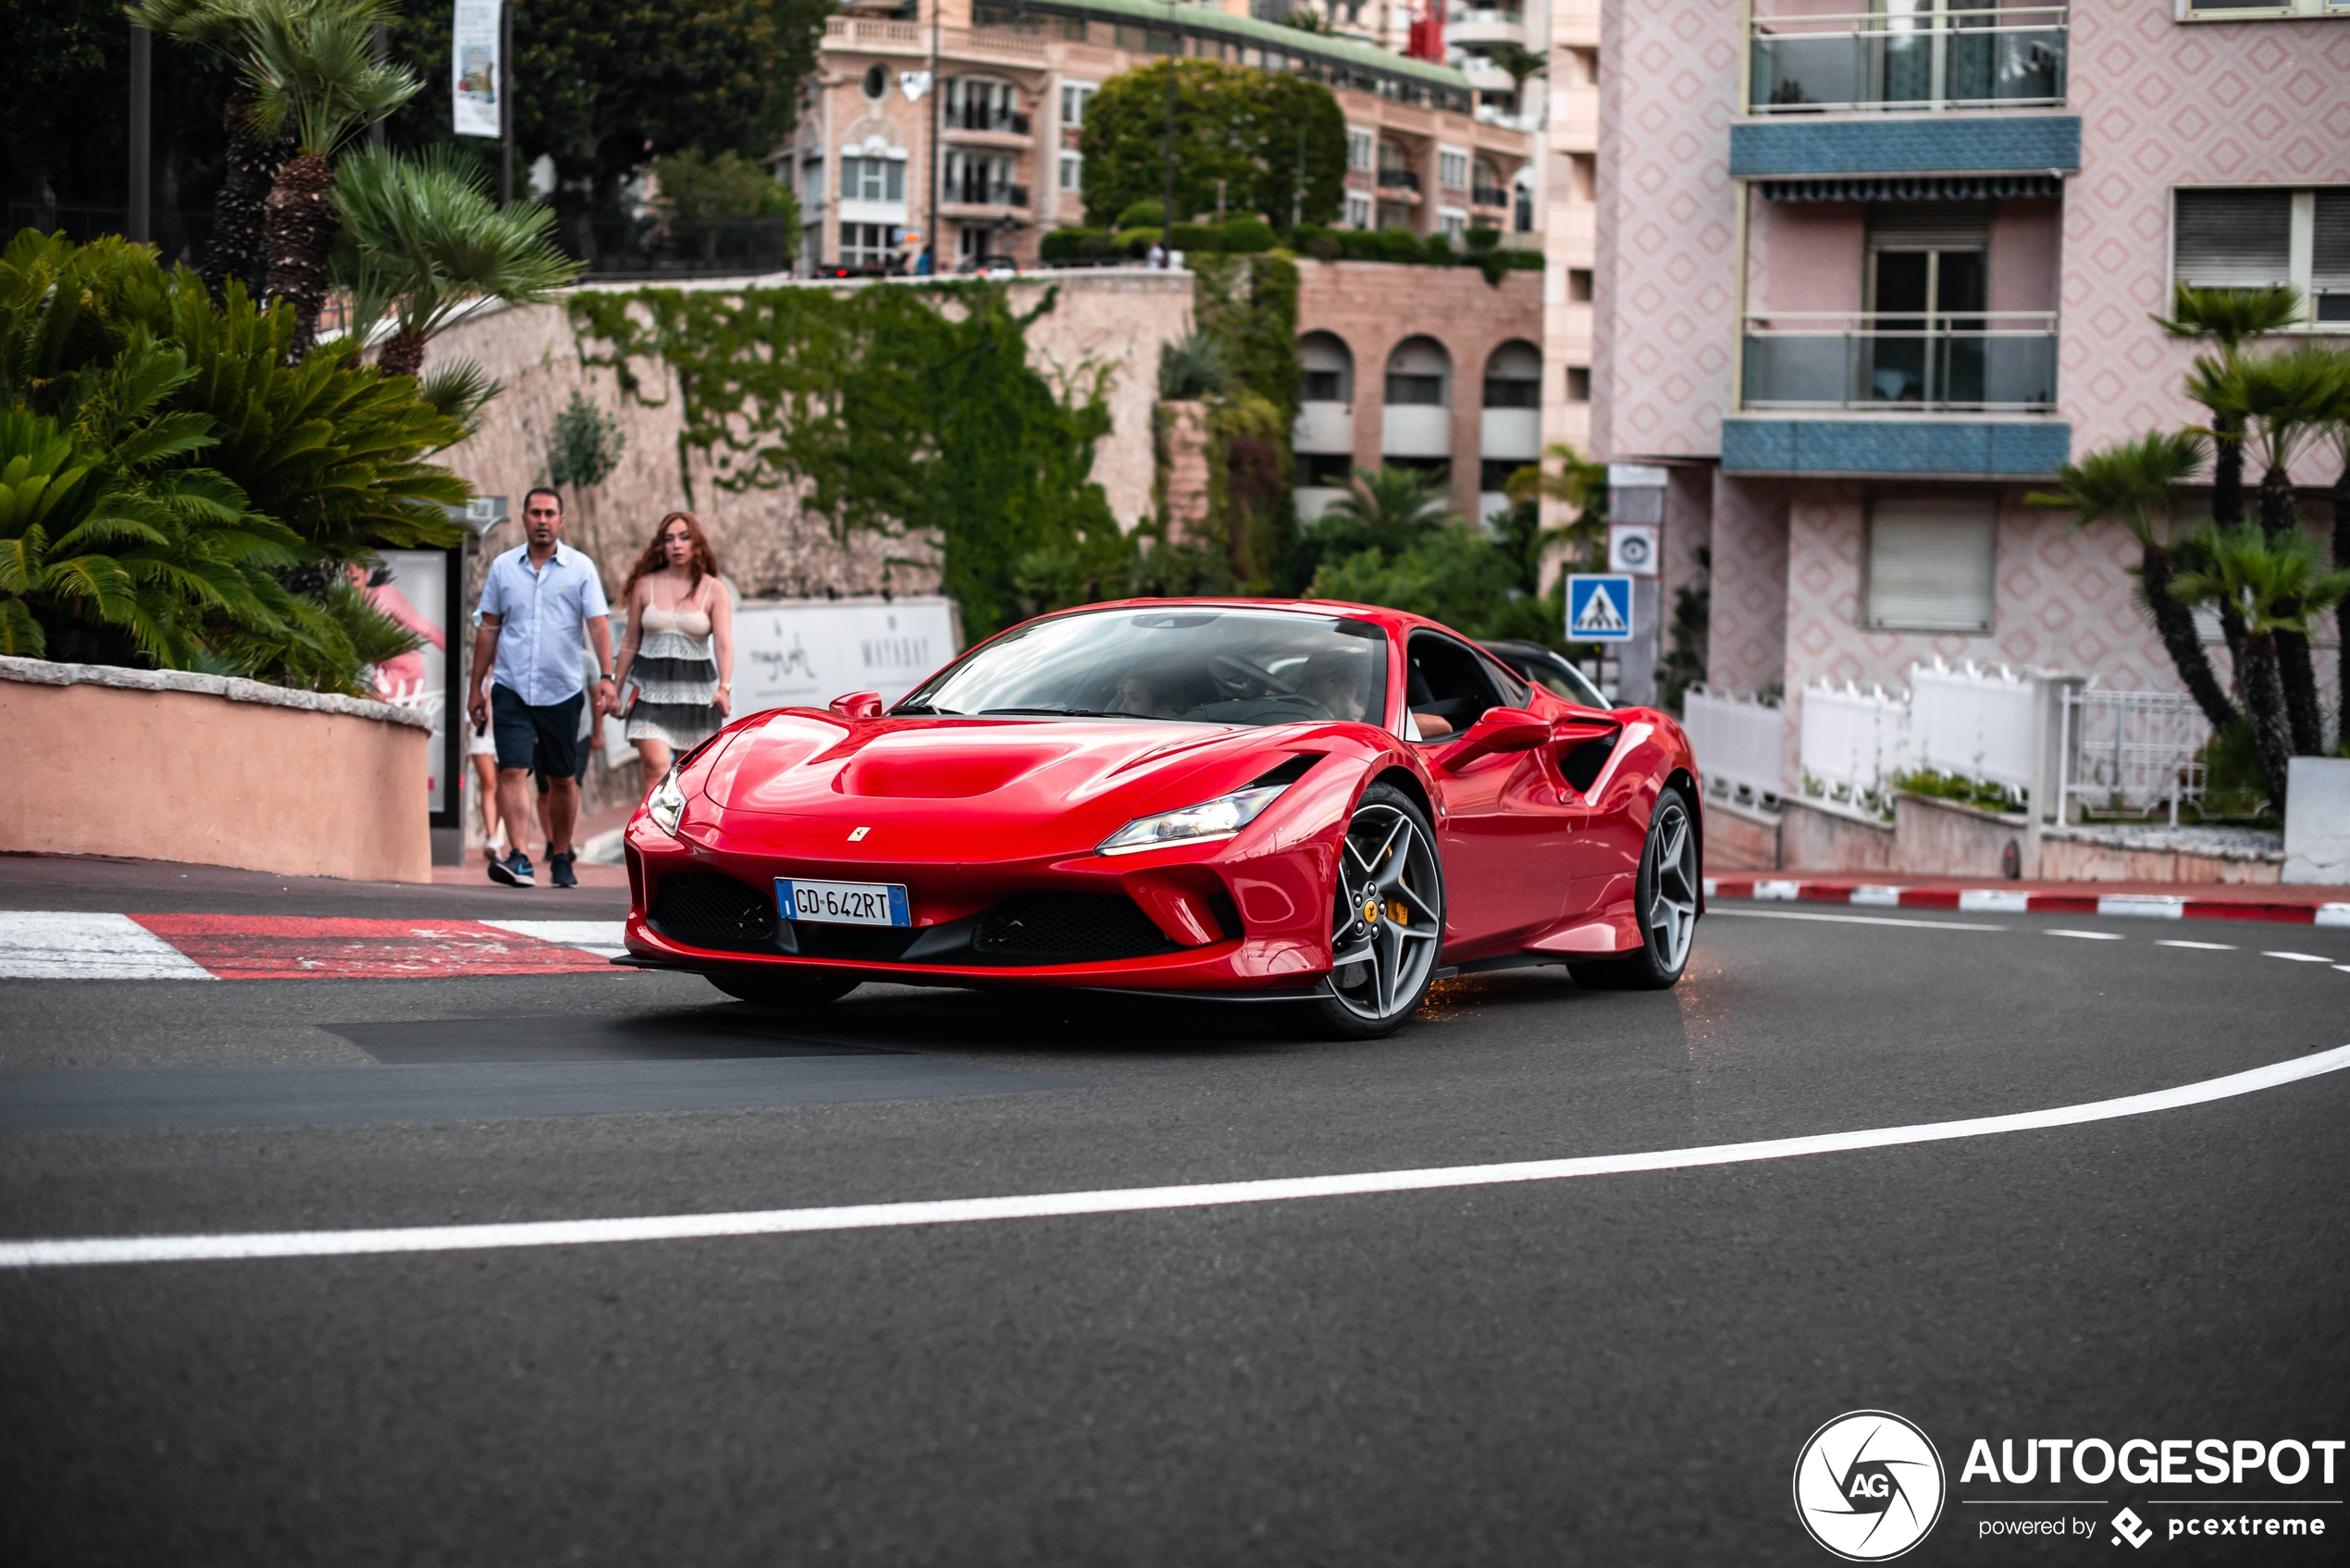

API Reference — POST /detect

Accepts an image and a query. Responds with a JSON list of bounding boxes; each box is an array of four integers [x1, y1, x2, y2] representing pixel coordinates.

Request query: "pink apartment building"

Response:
[[1582, 0, 2349, 772]]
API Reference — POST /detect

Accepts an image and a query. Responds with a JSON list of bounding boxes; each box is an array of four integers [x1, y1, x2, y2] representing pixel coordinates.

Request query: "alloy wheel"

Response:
[[1645, 796, 1699, 973], [1329, 801, 1443, 1022]]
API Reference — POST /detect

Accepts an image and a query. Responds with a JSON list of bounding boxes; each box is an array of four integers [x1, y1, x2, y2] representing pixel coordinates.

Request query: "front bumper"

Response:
[[621, 800, 1345, 995]]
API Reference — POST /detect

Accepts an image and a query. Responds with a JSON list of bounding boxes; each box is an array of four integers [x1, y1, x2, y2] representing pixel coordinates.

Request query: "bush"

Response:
[[1464, 227, 1502, 253], [1219, 216, 1278, 253], [1423, 232, 1456, 265], [1117, 199, 1166, 229], [1169, 223, 1222, 255], [1113, 226, 1163, 257]]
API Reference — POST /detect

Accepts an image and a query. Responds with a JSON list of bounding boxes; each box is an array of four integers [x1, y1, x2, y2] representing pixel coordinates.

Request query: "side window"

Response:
[[1404, 632, 1504, 741], [1480, 654, 1530, 710]]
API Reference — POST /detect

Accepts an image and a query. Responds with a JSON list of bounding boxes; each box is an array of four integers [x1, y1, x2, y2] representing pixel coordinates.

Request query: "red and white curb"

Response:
[[0, 913, 628, 981], [1704, 879, 2350, 928]]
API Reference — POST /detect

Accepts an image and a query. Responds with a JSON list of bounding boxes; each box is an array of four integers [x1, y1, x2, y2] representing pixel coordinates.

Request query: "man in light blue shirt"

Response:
[[465, 488, 616, 888]]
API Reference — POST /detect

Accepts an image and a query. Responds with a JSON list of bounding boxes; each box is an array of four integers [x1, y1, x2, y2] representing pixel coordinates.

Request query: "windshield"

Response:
[[897, 607, 1391, 728]]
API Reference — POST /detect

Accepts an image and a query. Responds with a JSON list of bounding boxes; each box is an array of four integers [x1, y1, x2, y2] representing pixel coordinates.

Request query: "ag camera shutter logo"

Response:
[[1793, 1410, 1947, 1561]]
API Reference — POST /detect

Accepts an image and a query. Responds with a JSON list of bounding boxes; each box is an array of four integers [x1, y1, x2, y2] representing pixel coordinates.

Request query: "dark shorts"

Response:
[[491, 685, 587, 781]]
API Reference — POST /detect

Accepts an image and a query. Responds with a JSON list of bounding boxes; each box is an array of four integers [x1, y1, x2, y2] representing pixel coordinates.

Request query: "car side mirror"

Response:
[[1432, 707, 1550, 771], [829, 691, 884, 720]]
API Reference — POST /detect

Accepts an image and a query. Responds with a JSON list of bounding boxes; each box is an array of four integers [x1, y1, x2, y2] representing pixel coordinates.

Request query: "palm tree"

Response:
[[1484, 43, 1551, 102], [2155, 283, 2301, 528], [1316, 465, 1458, 559], [130, 0, 293, 302], [1504, 439, 1607, 571], [2317, 360, 2350, 747], [2169, 523, 2350, 814], [2233, 342, 2349, 754], [241, 0, 420, 355], [2027, 431, 2234, 731], [332, 146, 582, 382]]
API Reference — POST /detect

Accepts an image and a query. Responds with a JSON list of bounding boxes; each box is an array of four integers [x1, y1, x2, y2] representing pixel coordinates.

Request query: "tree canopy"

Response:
[[384, 0, 831, 215], [1079, 61, 1346, 230]]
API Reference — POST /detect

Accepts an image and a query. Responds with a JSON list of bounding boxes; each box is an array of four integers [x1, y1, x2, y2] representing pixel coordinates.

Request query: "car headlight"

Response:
[[646, 764, 687, 836], [1097, 785, 1287, 857]]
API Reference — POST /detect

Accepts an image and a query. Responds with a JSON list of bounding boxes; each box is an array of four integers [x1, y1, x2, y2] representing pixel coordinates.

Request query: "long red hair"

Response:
[[622, 511, 723, 602]]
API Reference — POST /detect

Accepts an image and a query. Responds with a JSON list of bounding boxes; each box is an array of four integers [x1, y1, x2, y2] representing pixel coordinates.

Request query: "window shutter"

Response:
[[1866, 498, 1998, 633], [2173, 189, 2293, 289], [1865, 203, 1992, 251], [2313, 190, 2350, 291]]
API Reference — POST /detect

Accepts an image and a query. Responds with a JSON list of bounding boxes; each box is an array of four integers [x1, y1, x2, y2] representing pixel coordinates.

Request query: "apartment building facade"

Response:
[[1582, 0, 2348, 770], [802, 0, 1539, 271]]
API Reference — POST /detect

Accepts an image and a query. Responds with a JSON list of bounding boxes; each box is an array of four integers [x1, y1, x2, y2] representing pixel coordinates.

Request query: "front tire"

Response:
[[1569, 787, 1700, 992], [708, 969, 860, 1008], [1309, 784, 1446, 1040]]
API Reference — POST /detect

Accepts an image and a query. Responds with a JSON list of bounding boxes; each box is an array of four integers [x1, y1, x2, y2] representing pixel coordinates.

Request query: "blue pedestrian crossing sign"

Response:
[[1566, 574, 1634, 642]]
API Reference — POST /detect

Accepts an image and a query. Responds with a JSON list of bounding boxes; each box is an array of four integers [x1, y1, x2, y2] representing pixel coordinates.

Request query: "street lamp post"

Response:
[[927, 0, 942, 276], [128, 24, 152, 243]]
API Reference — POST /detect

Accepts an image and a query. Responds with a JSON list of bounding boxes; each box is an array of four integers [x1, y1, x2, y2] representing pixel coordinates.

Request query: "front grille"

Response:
[[791, 923, 921, 962], [973, 892, 1175, 965], [649, 872, 777, 950]]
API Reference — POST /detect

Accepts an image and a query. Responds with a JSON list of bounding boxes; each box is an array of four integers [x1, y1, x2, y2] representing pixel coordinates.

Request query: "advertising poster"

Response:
[[730, 598, 959, 717], [370, 549, 462, 820], [451, 0, 502, 139]]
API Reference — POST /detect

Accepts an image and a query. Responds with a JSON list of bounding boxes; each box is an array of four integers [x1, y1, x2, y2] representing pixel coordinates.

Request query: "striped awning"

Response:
[[1759, 174, 2063, 203]]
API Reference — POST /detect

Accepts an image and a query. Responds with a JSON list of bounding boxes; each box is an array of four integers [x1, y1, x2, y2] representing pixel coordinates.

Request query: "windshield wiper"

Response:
[[891, 702, 960, 715], [980, 707, 1181, 722]]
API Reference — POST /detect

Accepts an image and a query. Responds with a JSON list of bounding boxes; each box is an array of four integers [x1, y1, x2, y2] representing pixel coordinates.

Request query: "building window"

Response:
[[1059, 82, 1095, 128], [1298, 452, 1354, 487], [1301, 330, 1354, 402], [1480, 459, 1528, 492], [946, 151, 1020, 206], [1864, 498, 1998, 633], [2175, 187, 2350, 324], [1347, 128, 1374, 172], [1344, 193, 1372, 230], [1058, 17, 1087, 41], [1058, 153, 1082, 191], [1440, 211, 1466, 242], [861, 65, 886, 102], [1565, 367, 1590, 401], [839, 223, 897, 266], [1439, 150, 1468, 192], [1567, 268, 1593, 302], [1386, 338, 1450, 406], [800, 153, 824, 207], [839, 156, 906, 204]]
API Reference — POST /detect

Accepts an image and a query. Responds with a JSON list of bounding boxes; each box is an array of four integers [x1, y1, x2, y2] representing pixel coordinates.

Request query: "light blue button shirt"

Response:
[[477, 542, 612, 708]]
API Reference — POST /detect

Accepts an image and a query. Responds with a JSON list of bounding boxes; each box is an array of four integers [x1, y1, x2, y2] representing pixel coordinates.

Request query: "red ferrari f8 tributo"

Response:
[[620, 599, 1702, 1036]]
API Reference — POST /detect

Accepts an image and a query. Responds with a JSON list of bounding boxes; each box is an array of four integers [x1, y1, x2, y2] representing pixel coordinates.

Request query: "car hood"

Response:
[[697, 710, 1333, 833]]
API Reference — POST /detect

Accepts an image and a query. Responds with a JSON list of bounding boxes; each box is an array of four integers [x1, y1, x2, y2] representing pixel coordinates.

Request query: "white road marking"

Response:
[[19, 1043, 2343, 1272], [0, 912, 215, 981], [2045, 930, 2124, 941], [1708, 909, 2007, 932], [2263, 952, 2335, 964], [2158, 940, 2237, 951], [1959, 889, 2032, 913], [478, 920, 629, 958]]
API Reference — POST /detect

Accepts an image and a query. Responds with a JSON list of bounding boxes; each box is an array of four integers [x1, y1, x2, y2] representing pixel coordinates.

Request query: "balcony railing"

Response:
[[1470, 184, 1512, 208], [1749, 6, 2066, 114], [1376, 168, 1421, 192], [946, 105, 1032, 135], [1740, 312, 2058, 412], [947, 182, 1030, 209]]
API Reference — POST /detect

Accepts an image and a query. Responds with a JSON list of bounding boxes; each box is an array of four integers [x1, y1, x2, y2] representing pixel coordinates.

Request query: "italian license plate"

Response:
[[777, 878, 909, 927]]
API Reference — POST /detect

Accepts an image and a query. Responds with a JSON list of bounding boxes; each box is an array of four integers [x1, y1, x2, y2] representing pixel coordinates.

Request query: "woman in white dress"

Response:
[[613, 511, 735, 778]]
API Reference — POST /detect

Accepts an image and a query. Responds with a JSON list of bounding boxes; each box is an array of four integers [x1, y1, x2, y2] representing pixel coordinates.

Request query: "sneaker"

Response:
[[548, 850, 577, 889], [488, 850, 535, 887]]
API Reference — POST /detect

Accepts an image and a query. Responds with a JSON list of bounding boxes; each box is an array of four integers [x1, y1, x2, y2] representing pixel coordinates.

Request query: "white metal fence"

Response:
[[1682, 687, 1787, 807], [1911, 659, 2035, 795], [2058, 687, 2212, 824], [1799, 680, 1913, 812]]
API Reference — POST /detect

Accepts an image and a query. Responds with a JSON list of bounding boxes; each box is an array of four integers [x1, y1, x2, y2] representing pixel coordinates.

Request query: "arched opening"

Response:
[[1299, 331, 1354, 404], [1384, 336, 1450, 406], [1381, 336, 1453, 473], [1478, 339, 1542, 522]]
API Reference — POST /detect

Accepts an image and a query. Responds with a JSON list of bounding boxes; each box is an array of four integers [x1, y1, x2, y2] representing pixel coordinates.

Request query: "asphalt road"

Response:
[[3, 857, 2346, 1566]]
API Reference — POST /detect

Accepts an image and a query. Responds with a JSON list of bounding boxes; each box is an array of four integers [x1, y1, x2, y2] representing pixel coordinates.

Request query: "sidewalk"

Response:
[[435, 798, 635, 888], [1704, 872, 2350, 926]]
